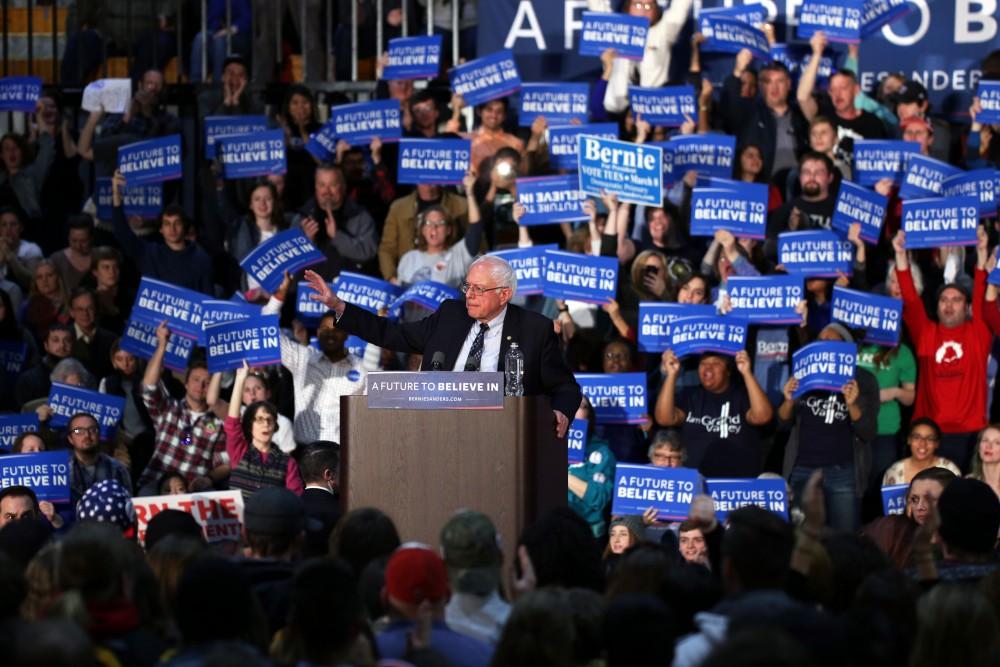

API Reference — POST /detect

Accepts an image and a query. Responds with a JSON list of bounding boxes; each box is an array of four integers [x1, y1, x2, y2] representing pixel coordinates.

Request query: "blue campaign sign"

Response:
[[661, 134, 736, 185], [689, 182, 769, 239], [611, 464, 703, 522], [831, 180, 888, 244], [0, 413, 40, 451], [882, 484, 908, 515], [333, 271, 403, 314], [298, 281, 332, 324], [902, 196, 980, 249], [637, 303, 716, 353], [725, 275, 804, 324], [48, 383, 126, 439], [344, 335, 367, 359], [771, 44, 838, 86], [449, 49, 521, 106], [516, 175, 587, 225], [853, 140, 920, 186], [792, 341, 857, 398], [861, 0, 912, 38], [628, 85, 697, 127], [701, 17, 770, 60], [548, 123, 617, 171], [670, 316, 749, 358], [488, 244, 556, 295], [578, 12, 648, 61], [120, 317, 196, 373], [706, 478, 789, 522], [778, 231, 855, 277], [0, 76, 42, 111], [899, 153, 962, 200], [979, 80, 1000, 124], [383, 35, 443, 80], [575, 373, 647, 425], [0, 340, 28, 377], [203, 115, 269, 159], [542, 249, 618, 304], [239, 229, 325, 293], [942, 169, 998, 218], [567, 418, 588, 465], [201, 299, 262, 328], [397, 138, 471, 185], [519, 83, 589, 126], [305, 123, 338, 162], [329, 99, 402, 147], [96, 178, 163, 220], [388, 281, 460, 317], [577, 135, 662, 207], [219, 128, 287, 180], [131, 277, 206, 341], [205, 315, 282, 373], [797, 0, 864, 43], [0, 451, 71, 502], [117, 135, 183, 184], [832, 286, 903, 346], [699, 4, 767, 33]]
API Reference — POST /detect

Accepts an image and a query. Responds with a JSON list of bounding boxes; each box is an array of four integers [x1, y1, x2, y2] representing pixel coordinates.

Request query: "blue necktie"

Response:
[[464, 323, 490, 371]]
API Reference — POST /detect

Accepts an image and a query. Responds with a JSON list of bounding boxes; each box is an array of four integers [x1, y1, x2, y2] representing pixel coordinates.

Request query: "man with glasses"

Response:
[[304, 255, 581, 437], [68, 412, 132, 505], [137, 322, 228, 496]]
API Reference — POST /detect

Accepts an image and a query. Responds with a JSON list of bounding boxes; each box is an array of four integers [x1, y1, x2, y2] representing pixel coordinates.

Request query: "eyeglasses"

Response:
[[70, 426, 99, 436], [422, 220, 448, 228], [460, 282, 507, 297], [254, 416, 276, 425], [631, 1, 655, 9], [909, 434, 940, 443]]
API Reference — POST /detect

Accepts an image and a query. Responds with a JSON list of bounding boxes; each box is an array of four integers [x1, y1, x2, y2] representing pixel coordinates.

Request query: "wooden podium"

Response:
[[340, 395, 566, 548]]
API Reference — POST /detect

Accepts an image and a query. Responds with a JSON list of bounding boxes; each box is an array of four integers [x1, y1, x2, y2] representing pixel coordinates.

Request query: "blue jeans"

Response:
[[190, 30, 251, 82], [790, 464, 859, 533]]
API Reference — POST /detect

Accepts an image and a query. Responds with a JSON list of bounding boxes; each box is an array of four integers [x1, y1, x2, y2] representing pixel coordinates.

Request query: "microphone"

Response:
[[431, 351, 445, 371]]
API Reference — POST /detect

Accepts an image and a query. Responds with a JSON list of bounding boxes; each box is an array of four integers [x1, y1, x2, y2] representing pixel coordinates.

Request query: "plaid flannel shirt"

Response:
[[138, 383, 226, 488]]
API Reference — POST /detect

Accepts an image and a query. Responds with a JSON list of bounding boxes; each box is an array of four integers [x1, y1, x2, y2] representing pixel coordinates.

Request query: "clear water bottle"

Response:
[[505, 342, 524, 396]]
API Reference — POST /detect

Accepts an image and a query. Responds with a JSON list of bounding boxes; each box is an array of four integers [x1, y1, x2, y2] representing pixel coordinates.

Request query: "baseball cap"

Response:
[[385, 543, 450, 605], [440, 510, 502, 594], [244, 487, 317, 536], [896, 80, 928, 106]]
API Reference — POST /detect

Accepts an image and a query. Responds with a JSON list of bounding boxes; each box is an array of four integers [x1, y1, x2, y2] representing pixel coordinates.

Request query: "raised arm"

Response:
[[110, 170, 147, 262], [654, 351, 685, 427], [76, 108, 103, 162], [736, 351, 773, 426], [796, 32, 825, 122], [143, 321, 170, 388], [462, 170, 483, 255]]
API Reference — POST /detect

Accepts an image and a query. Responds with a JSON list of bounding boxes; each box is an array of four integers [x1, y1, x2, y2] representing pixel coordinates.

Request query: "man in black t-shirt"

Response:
[[765, 151, 839, 259], [654, 350, 774, 477]]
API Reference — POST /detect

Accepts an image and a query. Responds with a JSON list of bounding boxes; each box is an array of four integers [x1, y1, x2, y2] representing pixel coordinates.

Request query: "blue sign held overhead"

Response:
[[792, 341, 857, 398], [689, 182, 769, 239], [705, 478, 789, 521], [661, 134, 736, 185], [239, 229, 325, 294], [882, 484, 908, 515], [516, 175, 587, 226], [205, 315, 282, 373], [0, 340, 28, 377], [701, 17, 770, 60], [328, 99, 402, 147], [488, 244, 556, 295], [861, 0, 912, 38], [397, 138, 471, 185], [383, 35, 443, 80], [901, 196, 980, 249], [120, 318, 197, 373], [611, 464, 703, 522], [388, 281, 460, 317], [131, 277, 206, 341], [219, 128, 287, 180], [567, 418, 589, 465], [0, 451, 72, 502], [628, 85, 697, 127], [201, 300, 262, 328], [778, 231, 855, 277], [519, 83, 589, 126], [48, 383, 126, 440], [578, 12, 649, 61], [0, 76, 42, 112], [698, 4, 767, 30], [637, 303, 716, 353], [942, 169, 998, 218], [548, 123, 618, 171], [333, 271, 403, 314], [577, 135, 663, 207], [297, 281, 331, 324], [797, 0, 864, 43], [542, 250, 618, 304], [853, 140, 920, 186], [831, 286, 903, 346], [203, 115, 269, 159], [0, 414, 40, 451], [305, 124, 338, 162], [118, 135, 183, 184], [978, 80, 1000, 124], [576, 373, 647, 425], [899, 153, 962, 200], [670, 316, 749, 358], [725, 276, 804, 324], [831, 180, 888, 244], [770, 44, 837, 85], [449, 50, 521, 106]]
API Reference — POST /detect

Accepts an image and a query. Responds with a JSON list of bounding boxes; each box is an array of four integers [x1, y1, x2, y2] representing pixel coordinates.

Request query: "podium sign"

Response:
[[367, 371, 504, 410]]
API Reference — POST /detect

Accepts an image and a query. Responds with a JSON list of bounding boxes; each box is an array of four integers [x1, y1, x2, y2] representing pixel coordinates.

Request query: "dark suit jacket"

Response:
[[302, 486, 341, 558], [338, 300, 582, 418]]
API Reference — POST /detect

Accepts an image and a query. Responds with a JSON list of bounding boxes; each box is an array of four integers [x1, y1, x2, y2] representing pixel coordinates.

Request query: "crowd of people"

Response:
[[2, 0, 1000, 665]]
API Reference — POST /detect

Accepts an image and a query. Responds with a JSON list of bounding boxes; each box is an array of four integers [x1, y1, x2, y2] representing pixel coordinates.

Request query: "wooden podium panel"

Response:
[[340, 396, 566, 548]]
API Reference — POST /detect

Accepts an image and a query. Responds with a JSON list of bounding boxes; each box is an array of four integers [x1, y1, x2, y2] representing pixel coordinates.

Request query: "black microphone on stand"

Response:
[[431, 351, 445, 370]]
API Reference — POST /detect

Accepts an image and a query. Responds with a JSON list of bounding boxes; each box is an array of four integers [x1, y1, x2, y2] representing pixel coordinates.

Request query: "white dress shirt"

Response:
[[453, 307, 507, 372]]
